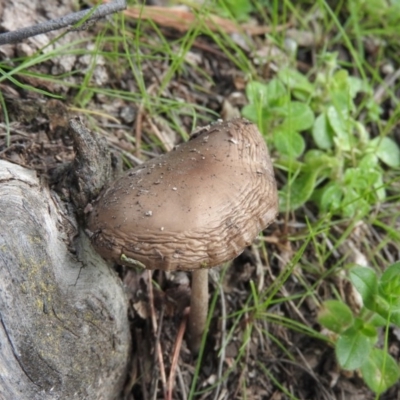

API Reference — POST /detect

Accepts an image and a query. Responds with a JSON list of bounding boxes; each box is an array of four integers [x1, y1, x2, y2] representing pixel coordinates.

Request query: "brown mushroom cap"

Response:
[[87, 118, 278, 271]]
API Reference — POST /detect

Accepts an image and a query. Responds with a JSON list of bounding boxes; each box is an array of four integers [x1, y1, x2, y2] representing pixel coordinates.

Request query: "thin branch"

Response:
[[210, 270, 227, 400], [123, 4, 291, 35], [148, 270, 167, 400], [0, 0, 127, 46], [167, 307, 189, 400]]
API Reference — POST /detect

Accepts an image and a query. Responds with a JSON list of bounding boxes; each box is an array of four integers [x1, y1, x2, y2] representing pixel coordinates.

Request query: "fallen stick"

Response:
[[122, 4, 290, 36], [0, 0, 126, 45]]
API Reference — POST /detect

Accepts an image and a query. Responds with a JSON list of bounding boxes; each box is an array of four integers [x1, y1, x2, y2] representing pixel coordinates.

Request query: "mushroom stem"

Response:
[[188, 269, 209, 353]]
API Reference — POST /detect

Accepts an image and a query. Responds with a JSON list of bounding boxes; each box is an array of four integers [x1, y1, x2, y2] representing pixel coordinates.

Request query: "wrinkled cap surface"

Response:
[[87, 118, 278, 271]]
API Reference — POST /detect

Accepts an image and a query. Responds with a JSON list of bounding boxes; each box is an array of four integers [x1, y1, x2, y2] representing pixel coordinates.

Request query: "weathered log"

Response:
[[0, 160, 130, 399]]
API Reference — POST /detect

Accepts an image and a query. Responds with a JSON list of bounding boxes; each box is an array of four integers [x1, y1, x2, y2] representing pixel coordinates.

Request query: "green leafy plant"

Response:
[[318, 262, 400, 394], [215, 0, 254, 21], [242, 52, 400, 218]]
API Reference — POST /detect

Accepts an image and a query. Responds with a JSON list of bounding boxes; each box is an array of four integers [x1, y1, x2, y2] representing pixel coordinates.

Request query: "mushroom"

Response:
[[87, 118, 278, 353]]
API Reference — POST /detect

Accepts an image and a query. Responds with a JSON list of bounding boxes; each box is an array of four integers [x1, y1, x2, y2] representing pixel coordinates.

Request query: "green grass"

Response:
[[2, 0, 400, 398]]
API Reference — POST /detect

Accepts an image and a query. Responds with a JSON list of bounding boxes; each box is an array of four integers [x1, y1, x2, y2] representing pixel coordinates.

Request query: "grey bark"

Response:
[[0, 160, 130, 400]]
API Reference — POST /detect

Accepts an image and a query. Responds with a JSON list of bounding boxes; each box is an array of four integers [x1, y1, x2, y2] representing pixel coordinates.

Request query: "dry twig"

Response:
[[167, 307, 190, 400], [121, 4, 290, 36], [0, 0, 126, 45], [210, 270, 227, 400], [148, 270, 167, 399]]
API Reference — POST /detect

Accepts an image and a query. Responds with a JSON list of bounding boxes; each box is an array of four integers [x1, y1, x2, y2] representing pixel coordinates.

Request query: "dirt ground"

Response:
[[1, 1, 400, 399]]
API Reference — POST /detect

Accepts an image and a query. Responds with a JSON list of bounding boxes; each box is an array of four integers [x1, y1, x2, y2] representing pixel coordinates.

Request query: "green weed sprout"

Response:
[[318, 263, 400, 394], [242, 52, 400, 218]]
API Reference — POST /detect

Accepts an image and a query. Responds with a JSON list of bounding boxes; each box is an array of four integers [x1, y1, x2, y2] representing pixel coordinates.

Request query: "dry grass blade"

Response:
[[167, 307, 189, 400], [148, 270, 167, 399]]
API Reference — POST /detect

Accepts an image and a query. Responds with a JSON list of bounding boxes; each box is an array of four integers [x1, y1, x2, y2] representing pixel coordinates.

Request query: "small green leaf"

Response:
[[380, 262, 400, 297], [327, 106, 352, 151], [344, 167, 371, 190], [329, 88, 355, 114], [277, 67, 314, 94], [378, 262, 400, 326], [279, 170, 318, 211], [354, 121, 370, 144], [389, 308, 400, 327], [336, 327, 372, 370], [342, 166, 385, 205], [366, 98, 382, 121], [332, 69, 349, 88], [347, 76, 369, 98], [370, 137, 400, 168], [245, 80, 287, 112], [245, 81, 270, 107], [344, 167, 383, 201], [349, 267, 378, 310], [274, 157, 304, 174], [312, 112, 334, 149], [317, 300, 354, 333], [369, 313, 387, 327], [373, 173, 386, 202], [273, 127, 305, 159], [374, 294, 391, 320], [341, 188, 370, 218], [265, 79, 287, 107], [375, 295, 400, 327], [359, 153, 379, 169], [304, 150, 339, 171], [216, 0, 253, 21], [360, 323, 378, 343], [303, 149, 326, 165], [361, 349, 400, 394], [389, 302, 400, 327], [374, 293, 400, 327], [282, 101, 314, 131], [318, 182, 343, 213], [241, 104, 260, 123]]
